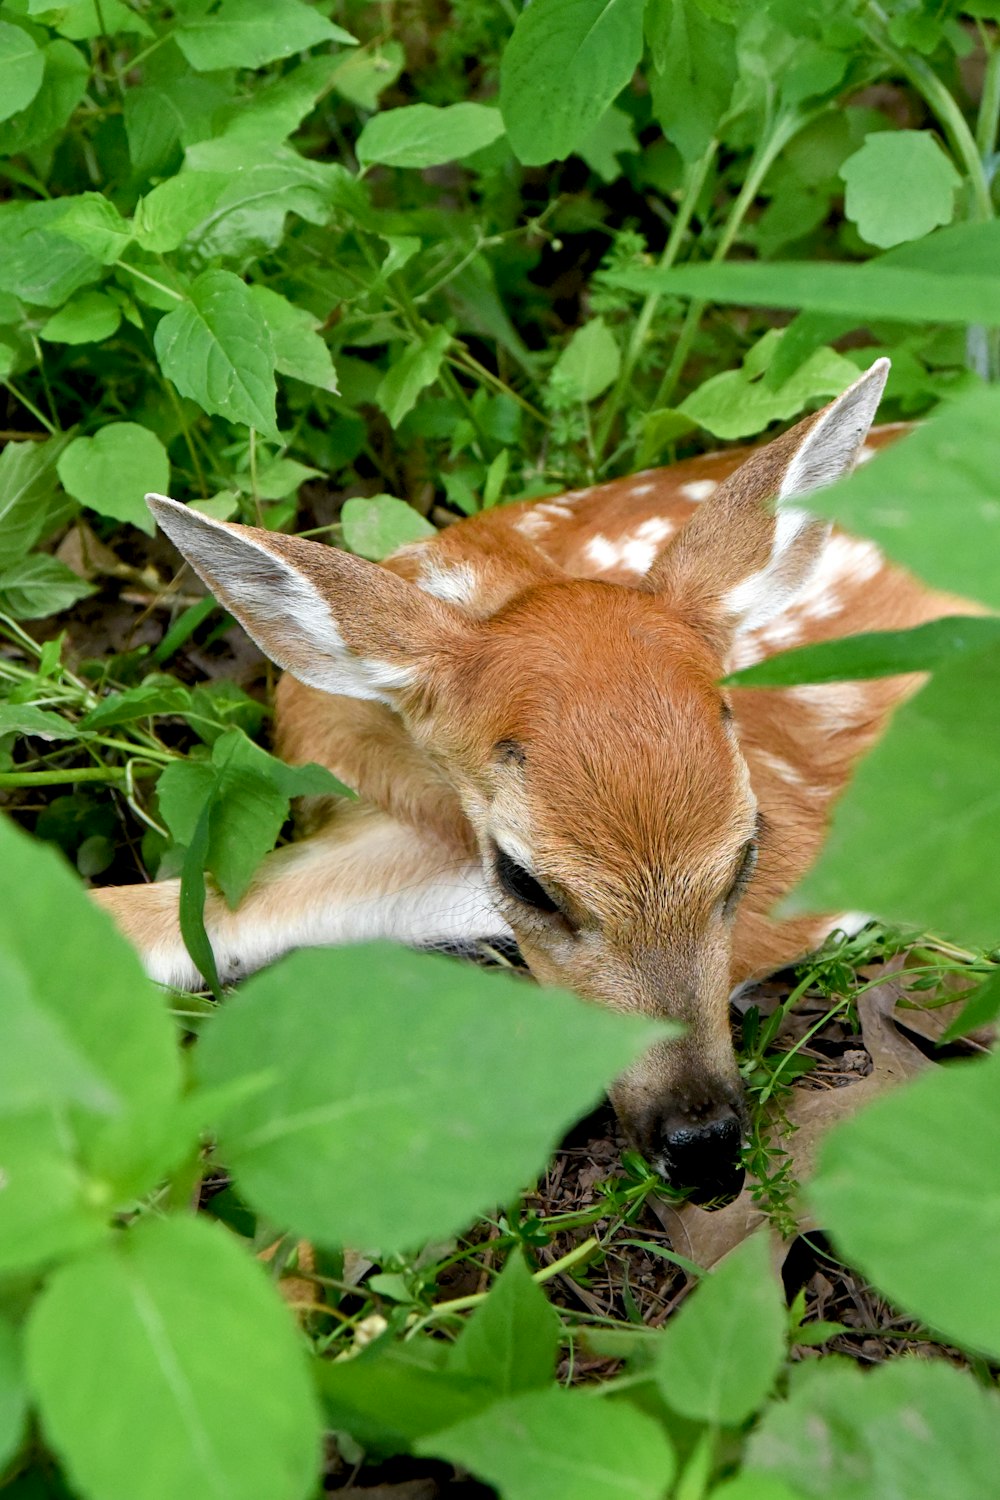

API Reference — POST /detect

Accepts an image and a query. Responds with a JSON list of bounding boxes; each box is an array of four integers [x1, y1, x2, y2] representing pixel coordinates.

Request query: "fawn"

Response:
[[95, 358, 969, 1193]]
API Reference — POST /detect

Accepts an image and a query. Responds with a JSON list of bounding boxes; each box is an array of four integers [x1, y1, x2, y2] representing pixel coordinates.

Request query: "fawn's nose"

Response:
[[655, 1105, 745, 1202]]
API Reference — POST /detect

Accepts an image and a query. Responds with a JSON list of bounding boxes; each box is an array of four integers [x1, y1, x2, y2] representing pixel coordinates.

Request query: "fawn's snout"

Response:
[[636, 1096, 746, 1201]]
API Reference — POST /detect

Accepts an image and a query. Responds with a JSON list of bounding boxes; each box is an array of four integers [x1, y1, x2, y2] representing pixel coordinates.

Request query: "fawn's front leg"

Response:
[[93, 803, 508, 990]]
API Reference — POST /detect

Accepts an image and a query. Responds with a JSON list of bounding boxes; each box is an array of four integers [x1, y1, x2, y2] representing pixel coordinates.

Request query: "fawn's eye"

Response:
[[723, 840, 758, 915], [494, 845, 560, 915]]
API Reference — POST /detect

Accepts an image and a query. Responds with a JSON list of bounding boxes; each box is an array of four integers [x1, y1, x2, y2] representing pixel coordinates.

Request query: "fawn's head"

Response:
[[149, 360, 888, 1195]]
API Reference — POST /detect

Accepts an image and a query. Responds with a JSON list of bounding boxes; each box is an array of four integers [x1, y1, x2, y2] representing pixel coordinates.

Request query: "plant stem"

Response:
[[414, 1236, 602, 1325], [976, 36, 1000, 166], [0, 764, 161, 787]]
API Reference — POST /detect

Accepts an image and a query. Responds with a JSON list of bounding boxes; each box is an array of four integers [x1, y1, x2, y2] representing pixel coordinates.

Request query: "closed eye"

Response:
[[723, 840, 758, 916], [493, 845, 561, 915]]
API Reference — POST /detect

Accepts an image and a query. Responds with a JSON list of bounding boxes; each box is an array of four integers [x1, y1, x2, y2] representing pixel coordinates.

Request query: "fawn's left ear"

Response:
[[648, 358, 890, 647], [146, 495, 473, 704]]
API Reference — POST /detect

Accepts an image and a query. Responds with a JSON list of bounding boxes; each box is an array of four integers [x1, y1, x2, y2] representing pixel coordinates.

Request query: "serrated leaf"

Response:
[[54, 193, 133, 263], [27, 1215, 323, 1500], [40, 289, 121, 345], [653, 1234, 787, 1424], [376, 326, 451, 427], [551, 317, 621, 402], [49, 0, 154, 39], [81, 678, 193, 731], [0, 435, 70, 569], [500, 0, 646, 166], [154, 270, 278, 437], [357, 102, 504, 168], [679, 330, 860, 440], [196, 944, 671, 1253], [647, 0, 737, 162], [449, 1254, 560, 1396], [341, 494, 435, 561], [840, 130, 960, 249], [133, 172, 229, 254], [0, 556, 94, 619], [0, 199, 101, 308], [248, 286, 337, 392], [0, 38, 88, 157], [0, 21, 44, 122], [58, 423, 168, 534], [181, 150, 346, 260], [419, 1386, 676, 1500], [176, 0, 354, 71]]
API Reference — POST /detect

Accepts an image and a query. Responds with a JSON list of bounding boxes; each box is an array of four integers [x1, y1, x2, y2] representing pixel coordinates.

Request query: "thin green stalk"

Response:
[[976, 35, 1000, 166], [410, 1237, 602, 1330], [595, 140, 718, 457], [1, 379, 56, 434], [0, 764, 161, 787]]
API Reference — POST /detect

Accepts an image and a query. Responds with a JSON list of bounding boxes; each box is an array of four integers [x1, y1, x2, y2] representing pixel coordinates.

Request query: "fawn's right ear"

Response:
[[147, 496, 472, 704]]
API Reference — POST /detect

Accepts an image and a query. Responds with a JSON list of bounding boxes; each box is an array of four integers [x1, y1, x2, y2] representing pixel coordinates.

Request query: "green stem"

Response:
[[1, 379, 56, 434], [412, 1236, 602, 1327], [977, 37, 1000, 165], [0, 764, 161, 787], [116, 262, 187, 302], [595, 140, 718, 458]]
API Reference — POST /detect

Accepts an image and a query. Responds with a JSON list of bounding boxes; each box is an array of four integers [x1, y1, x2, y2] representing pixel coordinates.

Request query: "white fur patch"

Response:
[[536, 501, 573, 520], [755, 750, 807, 787], [680, 479, 718, 502], [514, 511, 552, 539], [723, 508, 815, 631], [583, 516, 675, 576], [417, 556, 479, 606], [786, 682, 873, 734]]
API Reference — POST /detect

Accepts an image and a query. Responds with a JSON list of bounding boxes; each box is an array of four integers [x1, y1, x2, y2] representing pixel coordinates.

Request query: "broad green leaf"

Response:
[[236, 457, 320, 500], [124, 72, 233, 181], [726, 617, 1000, 687], [647, 0, 737, 162], [0, 199, 101, 308], [210, 53, 347, 147], [48, 0, 153, 39], [0, 949, 119, 1116], [0, 556, 94, 619], [319, 1339, 494, 1451], [176, 0, 354, 70], [0, 1316, 26, 1472], [197, 944, 670, 1253], [356, 102, 504, 168], [133, 172, 229, 254], [40, 289, 121, 344], [746, 1359, 1000, 1498], [551, 317, 621, 403], [0, 1112, 109, 1277], [58, 423, 168, 534], [0, 436, 70, 569], [577, 102, 640, 181], [27, 1215, 323, 1500], [653, 1234, 786, 1425], [711, 1480, 806, 1500], [938, 968, 1000, 1044], [376, 326, 451, 427], [0, 21, 44, 122], [54, 193, 133, 263], [679, 330, 858, 439], [809, 1049, 1000, 1358], [180, 150, 345, 260], [154, 270, 278, 438], [419, 1386, 675, 1500], [801, 386, 1000, 612], [449, 1253, 560, 1396], [500, 0, 646, 165], [840, 130, 960, 248], [791, 642, 1000, 947], [341, 494, 435, 560], [0, 704, 78, 742], [249, 285, 338, 392], [330, 39, 405, 109], [0, 38, 88, 157], [81, 678, 193, 731]]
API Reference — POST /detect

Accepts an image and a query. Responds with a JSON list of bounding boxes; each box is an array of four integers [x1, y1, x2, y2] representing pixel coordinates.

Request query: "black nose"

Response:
[[657, 1107, 744, 1202]]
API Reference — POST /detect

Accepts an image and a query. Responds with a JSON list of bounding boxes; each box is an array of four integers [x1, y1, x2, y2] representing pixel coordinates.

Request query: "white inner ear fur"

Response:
[[724, 358, 890, 633], [146, 494, 414, 704]]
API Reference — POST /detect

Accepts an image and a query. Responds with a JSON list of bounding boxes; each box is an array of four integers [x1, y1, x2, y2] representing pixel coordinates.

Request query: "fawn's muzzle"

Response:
[[653, 1102, 745, 1201]]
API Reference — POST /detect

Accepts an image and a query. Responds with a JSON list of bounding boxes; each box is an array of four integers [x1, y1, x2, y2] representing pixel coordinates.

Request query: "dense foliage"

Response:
[[2, 0, 1000, 1496]]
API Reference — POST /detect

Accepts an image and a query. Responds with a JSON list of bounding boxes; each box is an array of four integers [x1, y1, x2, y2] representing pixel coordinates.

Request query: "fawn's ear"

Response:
[[648, 359, 890, 648], [147, 496, 471, 703]]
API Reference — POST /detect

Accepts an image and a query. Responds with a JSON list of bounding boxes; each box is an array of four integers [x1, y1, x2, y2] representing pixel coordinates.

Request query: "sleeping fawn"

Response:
[[95, 358, 971, 1194]]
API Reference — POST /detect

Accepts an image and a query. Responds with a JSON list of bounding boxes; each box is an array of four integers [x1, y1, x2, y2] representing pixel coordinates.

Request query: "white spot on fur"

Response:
[[584, 516, 675, 575], [629, 480, 656, 497], [514, 511, 552, 539], [755, 750, 807, 787], [723, 508, 815, 630], [681, 479, 718, 502], [536, 501, 573, 520], [793, 535, 882, 621], [417, 556, 478, 605], [787, 682, 873, 733], [856, 445, 877, 466]]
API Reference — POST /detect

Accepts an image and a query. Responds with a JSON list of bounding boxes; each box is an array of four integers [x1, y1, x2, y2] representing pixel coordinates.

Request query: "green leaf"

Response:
[[939, 968, 1000, 1044], [154, 270, 278, 438], [319, 1339, 494, 1452], [124, 71, 233, 182], [419, 1386, 676, 1500], [809, 1049, 1000, 1359], [679, 330, 858, 440], [54, 193, 133, 264], [40, 289, 122, 345], [726, 617, 1000, 687], [27, 1214, 323, 1500], [0, 21, 44, 122], [330, 39, 404, 110], [133, 172, 230, 254], [710, 1479, 807, 1500], [647, 0, 737, 163], [551, 317, 621, 403], [840, 130, 960, 248], [500, 0, 646, 166], [791, 641, 1000, 948], [375, 326, 451, 427], [0, 199, 101, 308], [0, 436, 70, 569], [0, 556, 94, 619], [81, 678, 193, 731], [0, 1112, 109, 1277], [237, 457, 320, 501], [356, 102, 505, 168], [176, 0, 354, 70], [179, 149, 347, 259], [449, 1253, 560, 1396], [249, 285, 338, 392], [340, 494, 435, 561], [57, 423, 168, 534], [653, 1234, 786, 1425], [0, 704, 78, 742], [0, 38, 88, 157], [197, 944, 670, 1253], [746, 1359, 1000, 1498], [0, 1316, 27, 1473], [48, 0, 153, 39]]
